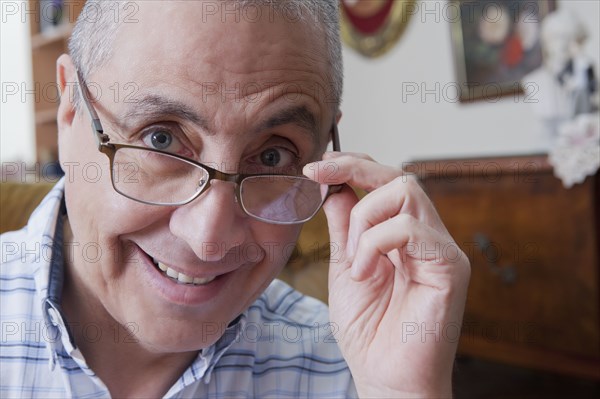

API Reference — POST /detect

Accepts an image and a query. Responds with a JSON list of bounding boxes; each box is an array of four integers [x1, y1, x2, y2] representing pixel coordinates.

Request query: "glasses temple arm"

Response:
[[76, 70, 109, 147], [332, 122, 341, 152]]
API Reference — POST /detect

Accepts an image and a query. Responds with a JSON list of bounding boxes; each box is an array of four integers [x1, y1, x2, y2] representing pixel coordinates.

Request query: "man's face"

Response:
[[59, 2, 334, 353]]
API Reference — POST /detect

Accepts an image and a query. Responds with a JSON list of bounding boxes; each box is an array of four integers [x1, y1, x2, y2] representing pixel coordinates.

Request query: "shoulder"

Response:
[[241, 279, 344, 362], [0, 229, 47, 341], [1, 179, 65, 273], [217, 280, 355, 397], [0, 229, 51, 393], [1, 180, 66, 328], [1, 227, 40, 293], [249, 279, 330, 327]]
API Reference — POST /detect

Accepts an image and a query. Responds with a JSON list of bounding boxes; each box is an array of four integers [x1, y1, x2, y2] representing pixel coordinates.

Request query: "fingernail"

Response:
[[302, 162, 317, 178]]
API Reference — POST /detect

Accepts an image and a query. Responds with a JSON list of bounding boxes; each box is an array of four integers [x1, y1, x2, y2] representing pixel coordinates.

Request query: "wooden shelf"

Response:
[[29, 0, 85, 163], [35, 108, 57, 125], [31, 23, 73, 49]]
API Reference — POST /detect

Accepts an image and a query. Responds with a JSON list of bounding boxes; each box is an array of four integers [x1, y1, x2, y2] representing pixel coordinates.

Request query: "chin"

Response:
[[129, 314, 230, 353]]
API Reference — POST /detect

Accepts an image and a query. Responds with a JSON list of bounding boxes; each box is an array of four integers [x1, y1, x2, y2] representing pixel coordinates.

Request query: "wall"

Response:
[[0, 7, 36, 164], [339, 0, 600, 167]]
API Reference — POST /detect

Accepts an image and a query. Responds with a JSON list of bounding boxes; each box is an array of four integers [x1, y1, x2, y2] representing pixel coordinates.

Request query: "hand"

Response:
[[304, 152, 470, 398]]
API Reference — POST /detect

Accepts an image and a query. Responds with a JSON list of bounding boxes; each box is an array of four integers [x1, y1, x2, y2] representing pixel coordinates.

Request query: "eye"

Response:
[[149, 130, 171, 149], [261, 148, 281, 167], [141, 127, 184, 153], [260, 148, 296, 168]]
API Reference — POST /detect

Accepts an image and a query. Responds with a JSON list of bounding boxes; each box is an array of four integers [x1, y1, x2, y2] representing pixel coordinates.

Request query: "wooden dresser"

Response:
[[409, 154, 599, 379]]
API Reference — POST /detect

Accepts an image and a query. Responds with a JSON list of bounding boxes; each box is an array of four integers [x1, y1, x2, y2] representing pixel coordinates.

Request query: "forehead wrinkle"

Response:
[[118, 94, 212, 133]]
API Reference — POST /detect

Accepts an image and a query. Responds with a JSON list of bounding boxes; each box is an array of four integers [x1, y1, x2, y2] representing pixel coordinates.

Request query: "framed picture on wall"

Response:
[[450, 0, 556, 102]]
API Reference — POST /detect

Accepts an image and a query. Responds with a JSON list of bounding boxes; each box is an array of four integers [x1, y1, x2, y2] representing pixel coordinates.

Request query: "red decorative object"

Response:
[[339, 0, 415, 58], [340, 0, 393, 35], [502, 35, 524, 67]]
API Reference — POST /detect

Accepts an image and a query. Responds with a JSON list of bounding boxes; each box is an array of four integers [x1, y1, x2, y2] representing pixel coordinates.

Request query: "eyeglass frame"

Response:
[[75, 70, 343, 224]]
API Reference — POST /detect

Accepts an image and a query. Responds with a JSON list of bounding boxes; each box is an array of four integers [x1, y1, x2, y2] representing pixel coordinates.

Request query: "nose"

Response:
[[169, 180, 248, 262]]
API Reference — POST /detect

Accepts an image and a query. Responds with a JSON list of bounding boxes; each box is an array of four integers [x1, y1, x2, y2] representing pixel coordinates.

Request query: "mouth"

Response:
[[132, 243, 235, 306], [149, 257, 218, 286]]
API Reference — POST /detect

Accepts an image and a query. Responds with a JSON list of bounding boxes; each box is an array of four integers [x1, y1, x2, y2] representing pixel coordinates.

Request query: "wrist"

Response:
[[355, 381, 452, 399]]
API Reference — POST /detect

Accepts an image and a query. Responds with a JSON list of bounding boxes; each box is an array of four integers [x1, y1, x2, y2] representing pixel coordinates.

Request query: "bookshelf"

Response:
[[28, 0, 85, 164]]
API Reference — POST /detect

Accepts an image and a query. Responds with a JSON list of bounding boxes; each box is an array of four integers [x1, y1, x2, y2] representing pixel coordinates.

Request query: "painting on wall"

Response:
[[450, 0, 556, 102], [340, 0, 415, 58]]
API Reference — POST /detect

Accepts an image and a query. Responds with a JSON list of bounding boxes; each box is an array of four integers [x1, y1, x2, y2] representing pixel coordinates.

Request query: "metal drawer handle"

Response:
[[474, 233, 517, 284]]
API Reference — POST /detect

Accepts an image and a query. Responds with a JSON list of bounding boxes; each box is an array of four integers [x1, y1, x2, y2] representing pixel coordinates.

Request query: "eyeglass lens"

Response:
[[110, 147, 327, 224]]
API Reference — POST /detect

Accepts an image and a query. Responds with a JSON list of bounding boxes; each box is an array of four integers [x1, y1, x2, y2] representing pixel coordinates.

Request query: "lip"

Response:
[[132, 243, 232, 306]]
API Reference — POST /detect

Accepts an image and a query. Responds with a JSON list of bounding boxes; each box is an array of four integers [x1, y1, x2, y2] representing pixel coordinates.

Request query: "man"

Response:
[[1, 1, 470, 397]]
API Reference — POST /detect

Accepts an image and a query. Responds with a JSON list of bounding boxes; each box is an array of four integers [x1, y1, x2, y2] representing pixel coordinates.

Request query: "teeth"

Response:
[[193, 276, 216, 285], [155, 261, 216, 286], [178, 274, 193, 284], [166, 267, 179, 279]]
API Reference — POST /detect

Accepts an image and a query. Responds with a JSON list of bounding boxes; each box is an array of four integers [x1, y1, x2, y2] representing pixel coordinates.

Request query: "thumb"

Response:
[[322, 185, 358, 281]]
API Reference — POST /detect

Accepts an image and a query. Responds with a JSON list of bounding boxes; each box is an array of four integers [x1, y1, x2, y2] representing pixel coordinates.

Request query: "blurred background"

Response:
[[3, 0, 599, 165], [1, 1, 599, 397]]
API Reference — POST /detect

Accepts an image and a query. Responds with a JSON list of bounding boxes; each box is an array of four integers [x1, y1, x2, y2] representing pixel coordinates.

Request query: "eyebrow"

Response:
[[118, 95, 211, 132], [116, 95, 319, 140], [253, 105, 319, 141]]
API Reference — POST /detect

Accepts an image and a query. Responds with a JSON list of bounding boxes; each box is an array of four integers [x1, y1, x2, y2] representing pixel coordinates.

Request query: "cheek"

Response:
[[252, 223, 302, 269], [63, 160, 173, 246]]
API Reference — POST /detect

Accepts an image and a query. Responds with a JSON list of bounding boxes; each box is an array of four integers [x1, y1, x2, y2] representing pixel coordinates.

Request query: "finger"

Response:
[[321, 185, 359, 281], [304, 155, 401, 192], [346, 175, 448, 258], [322, 151, 374, 161], [351, 214, 458, 287]]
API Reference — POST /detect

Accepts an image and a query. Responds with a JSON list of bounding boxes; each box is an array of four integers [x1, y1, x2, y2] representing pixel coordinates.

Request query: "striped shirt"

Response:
[[0, 179, 356, 398]]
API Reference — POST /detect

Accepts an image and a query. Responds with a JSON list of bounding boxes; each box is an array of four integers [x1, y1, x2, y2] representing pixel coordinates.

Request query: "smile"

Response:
[[150, 257, 218, 286], [134, 243, 232, 306]]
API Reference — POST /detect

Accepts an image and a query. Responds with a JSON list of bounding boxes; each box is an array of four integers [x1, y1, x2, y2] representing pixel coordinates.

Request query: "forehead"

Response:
[[97, 2, 333, 119]]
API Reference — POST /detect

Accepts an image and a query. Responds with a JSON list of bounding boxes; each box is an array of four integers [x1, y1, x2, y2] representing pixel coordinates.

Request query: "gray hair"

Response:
[[69, 0, 343, 109]]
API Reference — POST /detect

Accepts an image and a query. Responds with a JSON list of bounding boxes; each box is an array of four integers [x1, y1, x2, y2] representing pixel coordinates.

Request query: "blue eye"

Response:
[[141, 128, 185, 154], [261, 148, 282, 167], [149, 130, 172, 150]]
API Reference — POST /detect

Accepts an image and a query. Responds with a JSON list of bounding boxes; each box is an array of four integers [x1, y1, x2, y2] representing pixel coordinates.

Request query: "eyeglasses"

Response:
[[76, 71, 343, 225]]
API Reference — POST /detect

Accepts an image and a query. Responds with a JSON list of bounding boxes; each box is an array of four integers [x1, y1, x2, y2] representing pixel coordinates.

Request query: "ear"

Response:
[[56, 54, 77, 132], [56, 54, 78, 168]]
